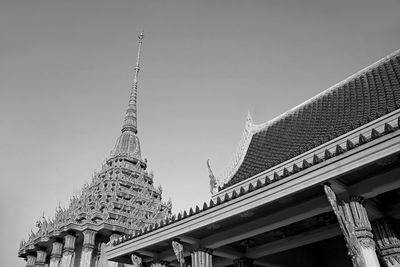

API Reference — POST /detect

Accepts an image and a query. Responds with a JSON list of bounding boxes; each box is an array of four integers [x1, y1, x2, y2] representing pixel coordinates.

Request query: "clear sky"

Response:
[[1, 0, 399, 265]]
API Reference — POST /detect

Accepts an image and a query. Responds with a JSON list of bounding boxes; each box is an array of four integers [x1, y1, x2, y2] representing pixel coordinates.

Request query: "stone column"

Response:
[[79, 230, 97, 267], [107, 234, 122, 267], [35, 250, 47, 267], [26, 254, 36, 267], [341, 197, 380, 267], [191, 249, 212, 267], [233, 258, 253, 267], [49, 241, 63, 267], [372, 219, 400, 267], [60, 234, 76, 267]]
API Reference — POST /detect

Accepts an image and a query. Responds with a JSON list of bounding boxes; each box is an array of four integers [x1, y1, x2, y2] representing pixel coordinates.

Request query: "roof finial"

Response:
[[246, 110, 253, 125], [122, 31, 144, 133]]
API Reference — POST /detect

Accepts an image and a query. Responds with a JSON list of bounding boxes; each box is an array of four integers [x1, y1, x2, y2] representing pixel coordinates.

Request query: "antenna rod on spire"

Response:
[[121, 31, 144, 133]]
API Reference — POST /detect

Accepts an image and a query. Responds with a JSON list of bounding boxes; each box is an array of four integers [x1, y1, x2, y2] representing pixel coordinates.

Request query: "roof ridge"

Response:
[[255, 48, 400, 132]]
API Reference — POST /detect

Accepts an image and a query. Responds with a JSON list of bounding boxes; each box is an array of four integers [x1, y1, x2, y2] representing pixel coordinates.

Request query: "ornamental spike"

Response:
[[122, 31, 144, 133]]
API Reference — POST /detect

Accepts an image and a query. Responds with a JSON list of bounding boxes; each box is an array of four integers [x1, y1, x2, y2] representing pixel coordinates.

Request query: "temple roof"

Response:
[[18, 32, 173, 257], [221, 49, 400, 189]]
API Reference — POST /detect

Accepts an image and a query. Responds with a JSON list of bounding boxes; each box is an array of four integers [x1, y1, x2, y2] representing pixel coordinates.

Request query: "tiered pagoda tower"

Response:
[[18, 32, 172, 267]]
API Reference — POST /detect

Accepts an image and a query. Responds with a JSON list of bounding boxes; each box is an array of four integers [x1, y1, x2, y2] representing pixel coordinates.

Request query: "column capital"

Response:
[[26, 254, 36, 267], [51, 241, 63, 258], [82, 229, 97, 249], [341, 198, 375, 249], [191, 250, 212, 267], [35, 249, 47, 265], [191, 248, 213, 254], [150, 260, 168, 267], [63, 234, 76, 253], [372, 218, 400, 266]]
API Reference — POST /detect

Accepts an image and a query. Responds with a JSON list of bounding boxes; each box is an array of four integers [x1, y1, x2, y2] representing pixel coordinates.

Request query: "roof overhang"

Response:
[[106, 111, 400, 264]]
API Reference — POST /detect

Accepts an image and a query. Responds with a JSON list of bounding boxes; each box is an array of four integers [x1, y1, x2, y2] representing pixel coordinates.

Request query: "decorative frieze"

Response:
[[372, 219, 400, 267]]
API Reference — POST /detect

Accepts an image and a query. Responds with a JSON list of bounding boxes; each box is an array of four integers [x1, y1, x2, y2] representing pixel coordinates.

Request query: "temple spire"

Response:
[[122, 31, 144, 133]]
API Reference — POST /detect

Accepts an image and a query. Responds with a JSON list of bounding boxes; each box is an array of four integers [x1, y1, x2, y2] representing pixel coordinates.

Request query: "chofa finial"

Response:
[[207, 159, 218, 194], [246, 110, 253, 124]]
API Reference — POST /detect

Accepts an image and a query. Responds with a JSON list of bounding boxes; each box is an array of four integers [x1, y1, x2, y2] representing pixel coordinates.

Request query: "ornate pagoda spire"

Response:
[[122, 31, 144, 134]]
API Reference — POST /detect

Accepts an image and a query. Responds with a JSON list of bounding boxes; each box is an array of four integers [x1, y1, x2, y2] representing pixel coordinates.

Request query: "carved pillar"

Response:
[[79, 230, 97, 267], [107, 234, 122, 267], [341, 197, 380, 267], [233, 258, 253, 267], [324, 185, 380, 267], [372, 219, 400, 267], [191, 249, 212, 267], [35, 250, 47, 267], [26, 254, 36, 267], [60, 234, 76, 267], [49, 241, 63, 267]]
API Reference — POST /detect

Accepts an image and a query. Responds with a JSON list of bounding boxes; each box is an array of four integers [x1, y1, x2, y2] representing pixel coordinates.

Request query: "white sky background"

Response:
[[1, 0, 399, 265]]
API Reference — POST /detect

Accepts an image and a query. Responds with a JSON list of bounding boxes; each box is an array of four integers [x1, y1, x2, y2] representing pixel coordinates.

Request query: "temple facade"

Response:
[[106, 50, 400, 267], [18, 32, 172, 267]]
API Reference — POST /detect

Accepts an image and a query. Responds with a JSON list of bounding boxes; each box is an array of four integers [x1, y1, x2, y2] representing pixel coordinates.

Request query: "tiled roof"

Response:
[[110, 115, 400, 247], [222, 50, 400, 189]]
